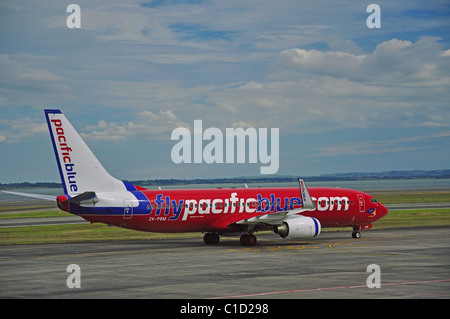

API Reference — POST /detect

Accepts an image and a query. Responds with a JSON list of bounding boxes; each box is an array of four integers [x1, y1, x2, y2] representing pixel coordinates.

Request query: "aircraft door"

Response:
[[123, 199, 133, 219], [357, 194, 365, 212]]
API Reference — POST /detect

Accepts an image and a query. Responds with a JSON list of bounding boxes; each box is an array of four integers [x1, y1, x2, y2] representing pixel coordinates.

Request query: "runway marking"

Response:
[[227, 241, 322, 252], [208, 278, 450, 299], [327, 239, 397, 257], [226, 237, 393, 254]]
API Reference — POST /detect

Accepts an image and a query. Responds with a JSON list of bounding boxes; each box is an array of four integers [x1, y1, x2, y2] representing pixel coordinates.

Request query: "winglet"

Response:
[[299, 179, 315, 210]]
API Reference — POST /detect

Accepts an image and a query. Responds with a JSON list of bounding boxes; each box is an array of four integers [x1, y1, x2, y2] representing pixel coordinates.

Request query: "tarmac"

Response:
[[0, 226, 449, 299]]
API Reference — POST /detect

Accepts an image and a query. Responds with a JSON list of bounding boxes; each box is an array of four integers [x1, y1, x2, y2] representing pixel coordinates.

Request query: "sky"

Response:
[[1, 0, 449, 183]]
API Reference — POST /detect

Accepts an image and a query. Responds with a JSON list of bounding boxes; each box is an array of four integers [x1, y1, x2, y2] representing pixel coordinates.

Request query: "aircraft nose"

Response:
[[379, 203, 388, 218]]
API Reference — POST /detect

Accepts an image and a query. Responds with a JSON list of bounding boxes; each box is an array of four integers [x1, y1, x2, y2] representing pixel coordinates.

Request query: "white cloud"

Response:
[[1, 0, 449, 181], [0, 117, 47, 143], [98, 80, 214, 103], [80, 109, 190, 142], [277, 37, 450, 85], [0, 54, 74, 106], [315, 131, 450, 157], [82, 37, 450, 139], [277, 48, 366, 77], [261, 37, 450, 129]]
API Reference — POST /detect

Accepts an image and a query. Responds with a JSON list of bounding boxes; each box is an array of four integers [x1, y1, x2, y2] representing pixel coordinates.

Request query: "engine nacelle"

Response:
[[274, 216, 321, 239]]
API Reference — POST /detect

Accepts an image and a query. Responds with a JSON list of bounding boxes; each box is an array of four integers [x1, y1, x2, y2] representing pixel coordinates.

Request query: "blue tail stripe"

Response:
[[123, 182, 137, 192], [44, 109, 68, 195]]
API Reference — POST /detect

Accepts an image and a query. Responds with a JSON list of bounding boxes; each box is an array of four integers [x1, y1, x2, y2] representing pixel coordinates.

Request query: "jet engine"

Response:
[[274, 216, 321, 239]]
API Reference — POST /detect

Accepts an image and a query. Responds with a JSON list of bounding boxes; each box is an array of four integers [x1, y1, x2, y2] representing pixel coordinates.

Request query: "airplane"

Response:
[[4, 109, 388, 246]]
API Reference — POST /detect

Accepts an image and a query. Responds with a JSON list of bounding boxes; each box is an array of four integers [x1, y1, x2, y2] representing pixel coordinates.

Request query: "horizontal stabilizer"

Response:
[[67, 191, 98, 205], [2, 191, 56, 202]]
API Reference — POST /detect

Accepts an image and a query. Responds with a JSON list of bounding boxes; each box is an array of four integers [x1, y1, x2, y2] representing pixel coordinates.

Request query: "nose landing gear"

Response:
[[352, 231, 361, 239], [352, 224, 372, 238]]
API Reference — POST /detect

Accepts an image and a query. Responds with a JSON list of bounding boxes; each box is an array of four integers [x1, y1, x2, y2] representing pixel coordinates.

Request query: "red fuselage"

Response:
[[65, 186, 388, 234]]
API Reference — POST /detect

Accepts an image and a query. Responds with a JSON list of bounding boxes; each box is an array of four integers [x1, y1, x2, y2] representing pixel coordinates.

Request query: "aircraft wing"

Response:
[[2, 191, 56, 201], [235, 178, 316, 226]]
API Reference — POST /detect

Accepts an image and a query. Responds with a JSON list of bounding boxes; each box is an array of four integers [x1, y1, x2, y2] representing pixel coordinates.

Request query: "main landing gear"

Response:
[[203, 232, 257, 246], [240, 233, 257, 246], [203, 232, 220, 245]]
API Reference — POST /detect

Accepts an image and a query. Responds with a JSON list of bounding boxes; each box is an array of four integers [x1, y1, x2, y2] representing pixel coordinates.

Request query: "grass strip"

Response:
[[0, 211, 71, 219], [0, 223, 202, 245], [372, 208, 450, 228], [372, 191, 450, 204]]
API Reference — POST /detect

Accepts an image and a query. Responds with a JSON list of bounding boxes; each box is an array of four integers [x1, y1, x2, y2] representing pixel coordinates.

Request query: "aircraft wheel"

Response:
[[240, 234, 257, 246], [203, 232, 220, 245], [352, 231, 361, 239]]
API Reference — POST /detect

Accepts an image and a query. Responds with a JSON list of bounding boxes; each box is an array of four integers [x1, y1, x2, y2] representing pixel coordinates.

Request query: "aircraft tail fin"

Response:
[[44, 109, 135, 196]]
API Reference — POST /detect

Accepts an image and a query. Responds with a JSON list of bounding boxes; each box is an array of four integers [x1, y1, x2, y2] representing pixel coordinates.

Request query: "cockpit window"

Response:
[[370, 198, 378, 203]]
